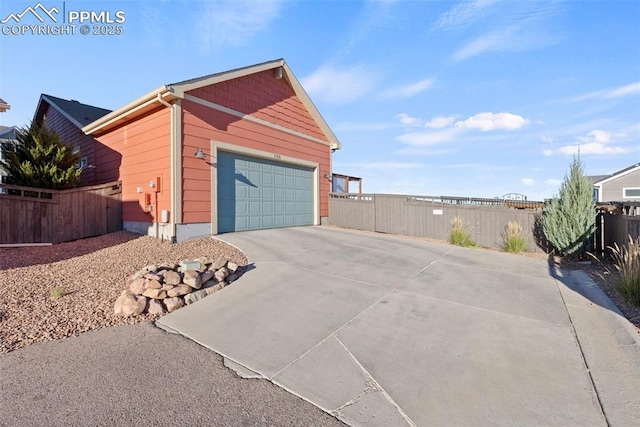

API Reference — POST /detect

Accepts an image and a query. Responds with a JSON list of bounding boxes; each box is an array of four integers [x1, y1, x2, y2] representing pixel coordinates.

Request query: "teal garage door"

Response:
[[217, 151, 314, 233]]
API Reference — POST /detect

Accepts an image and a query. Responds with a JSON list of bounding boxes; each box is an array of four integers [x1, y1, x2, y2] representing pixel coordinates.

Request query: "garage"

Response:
[[217, 151, 315, 233]]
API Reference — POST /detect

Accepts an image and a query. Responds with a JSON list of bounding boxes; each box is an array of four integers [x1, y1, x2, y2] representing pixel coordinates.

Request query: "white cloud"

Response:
[[197, 0, 282, 49], [520, 178, 535, 186], [578, 129, 611, 144], [605, 81, 640, 98], [425, 116, 455, 129], [557, 143, 628, 156], [449, 2, 562, 61], [380, 78, 435, 99], [563, 81, 640, 103], [556, 129, 630, 155], [435, 0, 499, 30], [396, 113, 422, 126], [395, 147, 455, 156], [542, 149, 554, 157], [338, 162, 423, 171], [455, 112, 529, 131], [333, 121, 393, 132], [396, 128, 461, 146], [301, 64, 378, 105]]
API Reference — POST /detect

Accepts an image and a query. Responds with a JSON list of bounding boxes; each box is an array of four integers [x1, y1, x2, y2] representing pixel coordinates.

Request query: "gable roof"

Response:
[[0, 126, 17, 140], [34, 94, 111, 129], [82, 59, 342, 150], [591, 163, 640, 186], [0, 97, 10, 112]]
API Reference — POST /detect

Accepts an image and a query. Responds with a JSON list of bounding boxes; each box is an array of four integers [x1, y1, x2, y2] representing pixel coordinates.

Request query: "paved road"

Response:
[[158, 226, 640, 426], [0, 322, 345, 426]]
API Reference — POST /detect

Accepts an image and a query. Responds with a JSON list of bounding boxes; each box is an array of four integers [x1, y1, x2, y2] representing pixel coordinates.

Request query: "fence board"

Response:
[[0, 181, 122, 245], [330, 193, 545, 253]]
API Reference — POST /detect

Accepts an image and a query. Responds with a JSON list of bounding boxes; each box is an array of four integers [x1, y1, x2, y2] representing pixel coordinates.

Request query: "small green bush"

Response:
[[610, 236, 640, 307], [52, 286, 66, 299], [449, 216, 476, 247], [502, 221, 528, 253]]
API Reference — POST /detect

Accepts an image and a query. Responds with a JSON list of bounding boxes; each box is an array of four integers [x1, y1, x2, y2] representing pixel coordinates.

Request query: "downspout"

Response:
[[156, 94, 176, 241]]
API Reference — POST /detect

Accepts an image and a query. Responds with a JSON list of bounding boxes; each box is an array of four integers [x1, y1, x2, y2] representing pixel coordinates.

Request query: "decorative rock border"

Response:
[[114, 256, 241, 317]]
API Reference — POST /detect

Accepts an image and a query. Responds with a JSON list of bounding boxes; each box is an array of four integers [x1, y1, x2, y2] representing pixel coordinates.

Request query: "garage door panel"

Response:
[[217, 151, 314, 233]]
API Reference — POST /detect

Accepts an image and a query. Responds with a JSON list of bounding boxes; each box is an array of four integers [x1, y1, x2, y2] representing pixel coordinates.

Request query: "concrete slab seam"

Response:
[[394, 287, 572, 328], [435, 259, 548, 280], [153, 323, 271, 381], [270, 259, 440, 381], [552, 266, 609, 426], [334, 336, 417, 427], [156, 320, 346, 424]]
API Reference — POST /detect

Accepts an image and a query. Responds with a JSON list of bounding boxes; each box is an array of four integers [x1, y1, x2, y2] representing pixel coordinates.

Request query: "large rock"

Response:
[[226, 261, 239, 273], [164, 297, 184, 312], [183, 270, 202, 289], [200, 270, 215, 283], [129, 278, 146, 295], [211, 256, 227, 270], [144, 273, 163, 282], [184, 289, 208, 305], [163, 270, 182, 286], [114, 290, 147, 317], [166, 283, 192, 297], [161, 283, 175, 292], [142, 288, 167, 299], [145, 279, 162, 290], [147, 299, 166, 315], [205, 282, 225, 296], [202, 279, 217, 289], [214, 267, 229, 283], [226, 274, 239, 284]]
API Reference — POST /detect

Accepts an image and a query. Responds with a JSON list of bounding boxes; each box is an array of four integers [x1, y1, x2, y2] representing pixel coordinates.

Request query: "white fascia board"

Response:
[[594, 165, 640, 185], [82, 85, 175, 135]]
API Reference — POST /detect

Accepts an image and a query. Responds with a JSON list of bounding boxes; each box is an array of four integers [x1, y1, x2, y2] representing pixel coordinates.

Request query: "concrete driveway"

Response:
[[157, 226, 640, 426]]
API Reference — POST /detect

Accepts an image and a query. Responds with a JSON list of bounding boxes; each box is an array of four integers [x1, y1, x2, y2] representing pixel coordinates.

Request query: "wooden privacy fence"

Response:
[[0, 181, 122, 245], [594, 205, 640, 255], [329, 193, 545, 253]]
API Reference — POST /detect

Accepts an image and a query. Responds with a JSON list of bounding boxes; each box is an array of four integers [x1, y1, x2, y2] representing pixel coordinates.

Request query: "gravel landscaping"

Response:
[[0, 231, 247, 354]]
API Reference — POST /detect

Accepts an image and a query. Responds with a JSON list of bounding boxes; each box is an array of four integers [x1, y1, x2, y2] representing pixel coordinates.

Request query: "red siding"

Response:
[[42, 105, 98, 185], [187, 69, 328, 142], [181, 98, 331, 224], [93, 107, 171, 223]]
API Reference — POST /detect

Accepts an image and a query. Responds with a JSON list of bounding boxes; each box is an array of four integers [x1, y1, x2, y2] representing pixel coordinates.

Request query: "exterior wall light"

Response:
[[195, 148, 205, 159]]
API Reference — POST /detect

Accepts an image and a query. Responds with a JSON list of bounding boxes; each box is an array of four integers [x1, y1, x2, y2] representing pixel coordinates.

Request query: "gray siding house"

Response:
[[590, 163, 640, 202]]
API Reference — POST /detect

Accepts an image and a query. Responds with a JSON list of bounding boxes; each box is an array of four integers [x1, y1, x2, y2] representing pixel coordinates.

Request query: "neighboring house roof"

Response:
[[0, 126, 18, 140], [0, 97, 10, 112], [587, 174, 611, 185], [82, 58, 342, 150], [591, 163, 640, 186], [34, 94, 111, 129]]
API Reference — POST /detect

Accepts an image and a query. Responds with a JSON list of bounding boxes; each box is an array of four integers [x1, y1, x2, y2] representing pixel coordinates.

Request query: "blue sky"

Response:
[[1, 0, 638, 200]]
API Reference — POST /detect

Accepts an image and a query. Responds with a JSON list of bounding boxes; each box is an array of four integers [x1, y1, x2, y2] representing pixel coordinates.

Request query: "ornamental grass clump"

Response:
[[609, 236, 640, 307], [502, 221, 528, 253], [449, 216, 476, 247]]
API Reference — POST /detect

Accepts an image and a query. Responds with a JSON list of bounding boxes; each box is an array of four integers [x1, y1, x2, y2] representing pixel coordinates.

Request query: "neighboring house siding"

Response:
[[187, 70, 328, 142], [42, 104, 97, 185], [181, 95, 331, 224], [600, 169, 640, 202], [94, 107, 171, 223]]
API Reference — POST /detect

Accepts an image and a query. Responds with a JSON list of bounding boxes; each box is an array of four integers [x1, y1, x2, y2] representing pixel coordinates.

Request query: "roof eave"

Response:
[[594, 164, 640, 185], [169, 59, 342, 150], [82, 85, 177, 135]]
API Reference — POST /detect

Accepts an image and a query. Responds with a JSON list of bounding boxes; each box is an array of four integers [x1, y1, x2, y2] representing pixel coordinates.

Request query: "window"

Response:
[[623, 188, 640, 198], [78, 156, 88, 169]]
